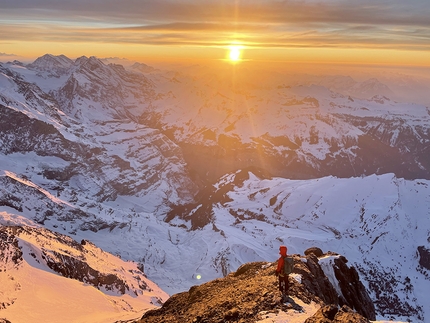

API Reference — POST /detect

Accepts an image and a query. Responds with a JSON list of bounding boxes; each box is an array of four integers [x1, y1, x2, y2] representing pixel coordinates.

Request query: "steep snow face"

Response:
[[0, 64, 67, 126], [0, 218, 169, 323]]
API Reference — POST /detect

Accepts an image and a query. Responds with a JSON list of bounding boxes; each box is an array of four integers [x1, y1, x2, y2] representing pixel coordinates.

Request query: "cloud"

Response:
[[1, 0, 430, 51], [0, 52, 17, 57], [1, 0, 429, 26]]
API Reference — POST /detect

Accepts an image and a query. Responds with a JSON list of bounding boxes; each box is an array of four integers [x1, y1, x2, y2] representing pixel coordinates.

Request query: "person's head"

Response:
[[279, 245, 287, 256]]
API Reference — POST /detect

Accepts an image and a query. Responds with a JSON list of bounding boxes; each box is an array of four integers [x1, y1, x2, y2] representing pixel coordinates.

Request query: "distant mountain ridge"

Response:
[[1, 54, 429, 322], [3, 54, 429, 182]]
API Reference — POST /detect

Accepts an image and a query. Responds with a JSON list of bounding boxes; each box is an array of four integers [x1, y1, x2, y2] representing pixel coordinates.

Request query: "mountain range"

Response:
[[1, 54, 429, 322]]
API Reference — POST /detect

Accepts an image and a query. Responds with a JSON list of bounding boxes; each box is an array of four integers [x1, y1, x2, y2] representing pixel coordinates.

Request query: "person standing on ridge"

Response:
[[276, 245, 294, 300]]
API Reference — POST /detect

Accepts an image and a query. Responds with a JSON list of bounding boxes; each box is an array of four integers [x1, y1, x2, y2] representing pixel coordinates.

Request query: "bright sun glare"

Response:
[[228, 46, 241, 62]]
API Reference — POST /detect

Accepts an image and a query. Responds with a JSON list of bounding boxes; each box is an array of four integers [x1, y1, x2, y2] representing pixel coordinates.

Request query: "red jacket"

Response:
[[276, 245, 288, 274]]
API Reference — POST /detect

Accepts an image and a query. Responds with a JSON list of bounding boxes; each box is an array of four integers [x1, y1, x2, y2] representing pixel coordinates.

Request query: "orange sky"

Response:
[[1, 0, 429, 67]]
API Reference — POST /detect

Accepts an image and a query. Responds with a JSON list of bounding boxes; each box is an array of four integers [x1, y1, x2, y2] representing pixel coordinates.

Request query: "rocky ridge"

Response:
[[139, 250, 375, 323], [0, 224, 163, 299]]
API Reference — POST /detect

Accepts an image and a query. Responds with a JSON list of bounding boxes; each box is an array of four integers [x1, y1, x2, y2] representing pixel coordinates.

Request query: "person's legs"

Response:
[[278, 275, 284, 293], [284, 275, 289, 295], [280, 275, 288, 295]]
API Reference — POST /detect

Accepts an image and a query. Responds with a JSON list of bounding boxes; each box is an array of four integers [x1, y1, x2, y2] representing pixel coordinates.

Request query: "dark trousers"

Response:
[[278, 274, 289, 294]]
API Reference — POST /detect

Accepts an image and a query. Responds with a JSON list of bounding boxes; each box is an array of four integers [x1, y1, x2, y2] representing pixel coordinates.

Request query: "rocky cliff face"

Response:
[[139, 251, 375, 323], [418, 246, 430, 271]]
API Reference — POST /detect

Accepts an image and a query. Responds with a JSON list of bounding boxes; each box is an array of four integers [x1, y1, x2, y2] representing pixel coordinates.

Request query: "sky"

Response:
[[1, 0, 430, 66]]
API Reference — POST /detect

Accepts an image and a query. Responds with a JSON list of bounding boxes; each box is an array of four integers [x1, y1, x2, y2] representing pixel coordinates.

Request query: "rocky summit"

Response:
[[138, 251, 375, 323]]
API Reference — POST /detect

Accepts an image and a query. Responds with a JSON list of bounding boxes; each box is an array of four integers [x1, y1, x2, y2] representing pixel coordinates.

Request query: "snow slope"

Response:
[[0, 213, 168, 323]]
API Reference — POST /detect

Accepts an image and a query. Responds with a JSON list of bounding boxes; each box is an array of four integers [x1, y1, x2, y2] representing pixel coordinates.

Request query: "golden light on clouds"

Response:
[[0, 1, 429, 67]]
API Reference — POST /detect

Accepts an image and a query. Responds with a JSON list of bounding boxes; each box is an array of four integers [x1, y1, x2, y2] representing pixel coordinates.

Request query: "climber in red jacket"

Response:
[[276, 245, 294, 299]]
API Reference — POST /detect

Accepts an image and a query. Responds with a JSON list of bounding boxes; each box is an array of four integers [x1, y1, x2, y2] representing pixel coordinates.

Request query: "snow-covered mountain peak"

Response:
[[47, 54, 155, 123], [27, 54, 74, 77], [73, 55, 89, 65], [351, 77, 394, 99], [6, 60, 26, 67], [130, 62, 156, 73], [30, 53, 72, 66], [72, 55, 107, 73]]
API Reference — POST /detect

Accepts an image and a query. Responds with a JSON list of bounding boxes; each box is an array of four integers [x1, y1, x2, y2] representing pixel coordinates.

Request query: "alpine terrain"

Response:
[[1, 54, 429, 322], [0, 217, 168, 323]]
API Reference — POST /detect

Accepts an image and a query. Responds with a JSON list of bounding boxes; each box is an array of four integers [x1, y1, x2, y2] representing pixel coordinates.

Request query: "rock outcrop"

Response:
[[417, 246, 430, 270], [333, 256, 375, 319], [305, 304, 370, 323], [139, 252, 375, 323], [305, 247, 324, 257]]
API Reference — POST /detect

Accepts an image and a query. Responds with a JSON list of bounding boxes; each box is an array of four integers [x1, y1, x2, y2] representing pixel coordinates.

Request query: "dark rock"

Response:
[[322, 304, 338, 320], [333, 257, 376, 320], [304, 305, 370, 323], [334, 305, 371, 323], [43, 250, 128, 294], [417, 246, 430, 270], [233, 262, 255, 277], [305, 247, 324, 257], [0, 227, 23, 266], [297, 253, 338, 305], [2, 226, 132, 295]]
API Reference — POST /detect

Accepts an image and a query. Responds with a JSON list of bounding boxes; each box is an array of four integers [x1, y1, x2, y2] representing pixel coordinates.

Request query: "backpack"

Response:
[[283, 256, 294, 275]]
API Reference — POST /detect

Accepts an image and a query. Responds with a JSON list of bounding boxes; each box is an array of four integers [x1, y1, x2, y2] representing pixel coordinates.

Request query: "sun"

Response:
[[228, 46, 242, 62]]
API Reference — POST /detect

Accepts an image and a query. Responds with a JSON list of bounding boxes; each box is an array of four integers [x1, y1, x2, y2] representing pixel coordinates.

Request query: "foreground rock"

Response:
[[138, 252, 375, 323], [305, 304, 370, 323]]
